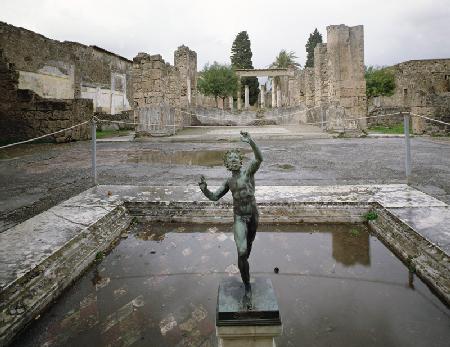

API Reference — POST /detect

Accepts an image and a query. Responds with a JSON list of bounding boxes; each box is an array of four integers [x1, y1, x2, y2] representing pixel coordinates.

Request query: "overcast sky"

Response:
[[1, 0, 449, 70]]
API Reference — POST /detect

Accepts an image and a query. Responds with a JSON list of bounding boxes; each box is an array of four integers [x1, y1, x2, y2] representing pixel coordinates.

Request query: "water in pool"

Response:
[[13, 223, 450, 347]]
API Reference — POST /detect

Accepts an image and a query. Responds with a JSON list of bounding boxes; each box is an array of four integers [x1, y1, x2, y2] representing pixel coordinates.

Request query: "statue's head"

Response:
[[224, 149, 244, 171]]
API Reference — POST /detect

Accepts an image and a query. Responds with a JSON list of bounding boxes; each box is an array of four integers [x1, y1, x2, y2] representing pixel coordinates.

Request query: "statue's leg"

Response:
[[246, 210, 259, 258], [234, 215, 250, 291]]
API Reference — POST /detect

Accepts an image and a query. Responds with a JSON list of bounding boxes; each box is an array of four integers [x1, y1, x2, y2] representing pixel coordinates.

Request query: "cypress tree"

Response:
[[305, 28, 323, 68]]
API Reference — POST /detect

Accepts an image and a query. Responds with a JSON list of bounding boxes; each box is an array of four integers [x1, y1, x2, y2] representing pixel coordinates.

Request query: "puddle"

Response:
[[127, 149, 250, 167], [273, 163, 296, 170], [13, 223, 450, 347]]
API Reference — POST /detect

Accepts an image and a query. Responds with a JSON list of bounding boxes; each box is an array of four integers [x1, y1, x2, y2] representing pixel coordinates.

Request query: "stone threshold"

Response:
[[0, 184, 448, 345]]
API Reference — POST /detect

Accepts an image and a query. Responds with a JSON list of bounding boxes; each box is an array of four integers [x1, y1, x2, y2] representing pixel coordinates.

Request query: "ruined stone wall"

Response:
[[410, 96, 450, 135], [368, 59, 450, 134], [391, 59, 449, 134], [132, 53, 182, 108], [0, 49, 18, 114], [174, 45, 197, 108], [388, 59, 450, 107], [0, 50, 92, 143], [314, 43, 328, 105], [304, 68, 315, 108], [293, 69, 305, 105], [132, 51, 190, 134], [326, 24, 367, 127], [290, 24, 366, 130], [0, 21, 132, 113], [196, 93, 219, 108]]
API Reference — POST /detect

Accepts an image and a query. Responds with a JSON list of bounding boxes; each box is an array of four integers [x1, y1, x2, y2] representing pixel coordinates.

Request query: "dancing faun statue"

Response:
[[199, 131, 262, 295]]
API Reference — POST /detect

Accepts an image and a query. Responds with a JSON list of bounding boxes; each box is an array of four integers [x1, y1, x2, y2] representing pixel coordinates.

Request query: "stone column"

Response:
[[187, 77, 191, 105], [229, 96, 234, 111], [244, 85, 250, 109], [276, 84, 281, 108], [271, 79, 276, 108], [237, 77, 242, 110], [260, 85, 265, 108]]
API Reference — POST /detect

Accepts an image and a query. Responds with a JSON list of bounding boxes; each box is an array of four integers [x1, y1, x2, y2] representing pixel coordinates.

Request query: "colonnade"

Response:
[[235, 68, 292, 110]]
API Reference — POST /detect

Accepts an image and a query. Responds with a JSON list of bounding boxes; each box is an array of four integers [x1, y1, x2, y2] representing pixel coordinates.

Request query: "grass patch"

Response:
[[350, 228, 360, 237], [95, 251, 104, 261], [368, 123, 411, 134], [96, 129, 131, 139], [363, 211, 378, 221]]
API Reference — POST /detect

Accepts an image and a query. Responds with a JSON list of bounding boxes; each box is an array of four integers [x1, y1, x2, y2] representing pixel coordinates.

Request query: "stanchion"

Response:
[[403, 112, 411, 183], [91, 117, 97, 185]]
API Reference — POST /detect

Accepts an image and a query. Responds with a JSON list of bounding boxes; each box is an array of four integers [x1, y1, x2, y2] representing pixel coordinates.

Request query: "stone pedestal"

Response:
[[216, 277, 282, 347]]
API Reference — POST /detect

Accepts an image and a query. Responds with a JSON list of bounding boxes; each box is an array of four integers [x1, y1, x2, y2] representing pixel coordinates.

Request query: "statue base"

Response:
[[216, 277, 282, 347]]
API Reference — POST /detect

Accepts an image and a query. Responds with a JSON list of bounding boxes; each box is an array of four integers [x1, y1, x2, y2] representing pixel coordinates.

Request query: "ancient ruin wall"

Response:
[[368, 59, 450, 134], [314, 43, 328, 105], [304, 68, 315, 108], [132, 53, 182, 108], [0, 50, 92, 143], [0, 21, 132, 114], [174, 45, 197, 108], [389, 59, 450, 106], [326, 25, 367, 127], [391, 59, 449, 134], [132, 51, 190, 134]]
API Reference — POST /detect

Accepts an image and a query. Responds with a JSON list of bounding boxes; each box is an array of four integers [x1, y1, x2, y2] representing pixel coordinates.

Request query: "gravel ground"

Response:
[[1, 135, 449, 232]]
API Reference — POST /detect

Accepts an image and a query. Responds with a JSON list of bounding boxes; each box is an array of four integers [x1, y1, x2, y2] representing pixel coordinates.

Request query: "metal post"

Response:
[[404, 112, 411, 183], [91, 118, 97, 185]]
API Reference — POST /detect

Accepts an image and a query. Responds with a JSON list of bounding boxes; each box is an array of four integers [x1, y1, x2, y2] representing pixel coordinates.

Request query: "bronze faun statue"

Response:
[[199, 131, 262, 295]]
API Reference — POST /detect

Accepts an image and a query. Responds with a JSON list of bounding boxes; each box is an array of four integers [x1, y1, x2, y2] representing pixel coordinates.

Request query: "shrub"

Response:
[[365, 66, 395, 98]]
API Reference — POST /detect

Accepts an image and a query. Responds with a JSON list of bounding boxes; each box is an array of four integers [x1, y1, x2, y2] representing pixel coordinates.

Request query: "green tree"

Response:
[[365, 66, 395, 98], [197, 62, 238, 107], [230, 31, 259, 105], [270, 49, 301, 69], [305, 28, 323, 68]]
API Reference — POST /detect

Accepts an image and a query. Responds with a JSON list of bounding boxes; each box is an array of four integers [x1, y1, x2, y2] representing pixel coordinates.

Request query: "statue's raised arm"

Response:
[[240, 131, 263, 176]]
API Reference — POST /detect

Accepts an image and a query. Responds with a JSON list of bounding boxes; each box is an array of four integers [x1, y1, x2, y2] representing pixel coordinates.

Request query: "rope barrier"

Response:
[[0, 120, 90, 149], [94, 117, 138, 126], [95, 109, 450, 132], [411, 113, 450, 126], [1, 110, 447, 150]]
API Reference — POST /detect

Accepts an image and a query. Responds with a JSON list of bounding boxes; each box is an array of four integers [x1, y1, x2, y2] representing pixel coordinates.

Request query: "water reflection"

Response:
[[332, 231, 370, 266], [13, 223, 450, 347], [127, 149, 250, 167]]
